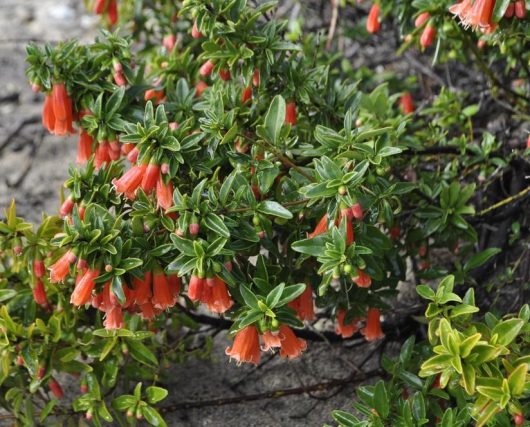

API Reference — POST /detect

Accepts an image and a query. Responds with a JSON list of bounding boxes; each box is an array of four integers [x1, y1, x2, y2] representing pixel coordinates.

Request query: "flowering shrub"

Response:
[[0, 0, 529, 425]]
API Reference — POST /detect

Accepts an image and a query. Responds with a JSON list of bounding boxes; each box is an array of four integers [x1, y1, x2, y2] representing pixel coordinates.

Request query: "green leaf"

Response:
[[239, 284, 260, 309], [126, 339, 158, 366], [416, 285, 435, 301], [507, 363, 527, 396], [112, 395, 137, 411], [373, 381, 389, 418], [142, 406, 167, 427], [291, 235, 327, 257], [145, 386, 168, 404], [105, 86, 125, 118], [257, 201, 293, 219], [493, 0, 511, 22], [331, 410, 361, 427], [463, 248, 501, 272], [265, 283, 285, 308], [492, 318, 524, 346], [275, 283, 306, 307], [263, 95, 285, 144], [203, 213, 230, 238], [461, 363, 476, 395]]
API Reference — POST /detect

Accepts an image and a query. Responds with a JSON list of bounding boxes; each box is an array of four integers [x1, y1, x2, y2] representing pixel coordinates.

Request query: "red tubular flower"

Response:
[[42, 95, 56, 132], [308, 214, 328, 238], [207, 277, 234, 314], [366, 4, 381, 34], [168, 273, 181, 297], [132, 272, 152, 305], [353, 269, 372, 288], [225, 325, 261, 365], [139, 301, 160, 320], [400, 92, 415, 114], [156, 177, 174, 211], [252, 69, 260, 87], [48, 378, 64, 399], [121, 143, 134, 155], [241, 86, 252, 104], [144, 89, 165, 104], [350, 202, 364, 220], [505, 2, 515, 17], [261, 331, 282, 351], [219, 68, 231, 81], [288, 285, 315, 321], [49, 250, 76, 283], [114, 164, 147, 195], [94, 141, 111, 170], [191, 19, 203, 39], [140, 161, 160, 194], [70, 268, 99, 306], [33, 279, 48, 306], [152, 270, 177, 310], [76, 130, 93, 164], [188, 274, 205, 302], [199, 60, 215, 77], [420, 24, 437, 48], [100, 281, 119, 312], [362, 308, 385, 341], [279, 325, 307, 359], [390, 225, 401, 240], [195, 80, 208, 97], [104, 306, 124, 330], [127, 146, 140, 163], [94, 0, 106, 14], [33, 258, 45, 278], [335, 309, 361, 338], [107, 0, 118, 25], [114, 71, 126, 86], [59, 197, 74, 218], [163, 34, 177, 51], [414, 12, 430, 27], [285, 101, 297, 125], [449, 0, 496, 30], [515, 0, 526, 18], [51, 83, 74, 135]]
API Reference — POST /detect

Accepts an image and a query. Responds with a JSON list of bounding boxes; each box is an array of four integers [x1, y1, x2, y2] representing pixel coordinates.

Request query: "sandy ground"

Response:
[[0, 1, 398, 425]]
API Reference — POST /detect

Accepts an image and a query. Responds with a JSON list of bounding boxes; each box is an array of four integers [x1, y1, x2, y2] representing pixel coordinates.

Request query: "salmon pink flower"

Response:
[[144, 88, 165, 104], [168, 273, 181, 297], [140, 161, 160, 194], [48, 378, 64, 399], [49, 250, 76, 283], [420, 24, 436, 48], [33, 258, 45, 278], [51, 83, 74, 135], [285, 101, 297, 125], [76, 130, 93, 164], [308, 214, 328, 239], [226, 325, 261, 365], [261, 330, 282, 351], [114, 164, 147, 195], [94, 141, 111, 170], [199, 60, 215, 77], [114, 71, 126, 86], [132, 272, 152, 305], [42, 95, 56, 133], [127, 146, 140, 163], [288, 285, 315, 321], [191, 19, 203, 39], [515, 0, 526, 17], [400, 92, 415, 114], [152, 270, 177, 310], [195, 80, 208, 97], [163, 34, 177, 51], [104, 306, 124, 329], [414, 12, 430, 27], [362, 308, 385, 341], [219, 68, 231, 81], [353, 269, 372, 288], [252, 69, 260, 87], [70, 268, 99, 306], [59, 197, 75, 218], [188, 274, 204, 302], [156, 177, 174, 211], [33, 279, 48, 306], [278, 325, 307, 359], [449, 0, 496, 31], [350, 202, 364, 220], [241, 86, 252, 104], [207, 277, 234, 314], [366, 4, 381, 33], [335, 309, 361, 338]]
